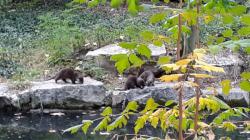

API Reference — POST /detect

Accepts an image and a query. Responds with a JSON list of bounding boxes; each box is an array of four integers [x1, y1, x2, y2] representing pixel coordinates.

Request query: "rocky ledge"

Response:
[[0, 79, 249, 112]]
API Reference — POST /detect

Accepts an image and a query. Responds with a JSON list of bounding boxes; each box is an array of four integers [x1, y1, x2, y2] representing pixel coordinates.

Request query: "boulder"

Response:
[[0, 77, 111, 111], [85, 44, 166, 73], [111, 82, 250, 108]]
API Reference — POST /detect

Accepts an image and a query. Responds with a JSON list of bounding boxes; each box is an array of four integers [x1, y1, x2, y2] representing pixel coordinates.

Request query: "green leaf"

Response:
[[137, 44, 152, 59], [157, 56, 171, 65], [94, 117, 111, 132], [222, 122, 237, 131], [165, 100, 175, 107], [240, 72, 250, 80], [149, 12, 167, 24], [149, 116, 159, 128], [216, 37, 225, 44], [110, 54, 128, 62], [115, 58, 130, 74], [163, 0, 169, 3], [110, 0, 122, 8], [238, 26, 250, 36], [182, 25, 191, 34], [128, 0, 138, 15], [222, 15, 234, 24], [88, 0, 99, 7], [129, 54, 144, 67], [230, 5, 247, 16], [153, 40, 163, 47], [240, 14, 250, 25], [140, 30, 154, 41], [123, 101, 138, 113], [244, 46, 250, 55], [107, 115, 127, 131], [239, 80, 250, 92], [221, 80, 231, 95], [101, 107, 112, 116], [63, 124, 82, 134], [135, 114, 148, 134], [82, 120, 93, 134], [74, 0, 86, 3], [222, 29, 233, 38], [207, 96, 231, 110], [119, 42, 137, 50], [141, 98, 159, 114]]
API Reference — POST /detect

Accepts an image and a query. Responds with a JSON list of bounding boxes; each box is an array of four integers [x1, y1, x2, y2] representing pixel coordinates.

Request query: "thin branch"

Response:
[[178, 82, 184, 140], [196, 0, 200, 48]]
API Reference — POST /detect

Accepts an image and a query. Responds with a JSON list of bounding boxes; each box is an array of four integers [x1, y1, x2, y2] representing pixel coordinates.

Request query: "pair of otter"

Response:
[[48, 68, 84, 84], [124, 67, 164, 90]]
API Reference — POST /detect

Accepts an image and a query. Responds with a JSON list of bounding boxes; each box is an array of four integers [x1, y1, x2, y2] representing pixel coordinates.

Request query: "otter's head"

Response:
[[136, 77, 145, 89]]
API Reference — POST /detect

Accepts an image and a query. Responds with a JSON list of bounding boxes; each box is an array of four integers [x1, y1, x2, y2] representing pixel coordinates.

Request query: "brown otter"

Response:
[[48, 68, 84, 84], [137, 70, 155, 87], [124, 75, 145, 90]]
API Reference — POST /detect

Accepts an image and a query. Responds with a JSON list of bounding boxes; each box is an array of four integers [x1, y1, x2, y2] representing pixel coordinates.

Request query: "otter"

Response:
[[137, 70, 155, 87], [48, 68, 84, 84], [124, 75, 145, 90]]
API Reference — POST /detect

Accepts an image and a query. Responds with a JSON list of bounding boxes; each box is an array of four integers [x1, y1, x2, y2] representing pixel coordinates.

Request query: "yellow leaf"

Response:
[[204, 15, 214, 24], [221, 80, 231, 95], [190, 74, 215, 79], [175, 59, 193, 65], [188, 48, 207, 60], [161, 64, 180, 71], [193, 65, 225, 73], [195, 59, 210, 65], [160, 74, 184, 82]]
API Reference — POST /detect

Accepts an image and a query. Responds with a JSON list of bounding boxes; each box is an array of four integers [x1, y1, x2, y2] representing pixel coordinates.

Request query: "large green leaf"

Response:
[[153, 39, 163, 47], [230, 5, 247, 16], [115, 58, 130, 74], [119, 42, 137, 50], [158, 56, 171, 65], [110, 0, 122, 8], [82, 120, 93, 134], [128, 0, 138, 15], [140, 30, 154, 41], [137, 44, 152, 59], [101, 107, 112, 116], [149, 12, 167, 24], [129, 54, 144, 67], [240, 14, 250, 25], [239, 80, 250, 92], [222, 29, 233, 38], [238, 26, 250, 36], [88, 0, 99, 7], [110, 54, 128, 62], [240, 72, 250, 80], [222, 15, 234, 24]]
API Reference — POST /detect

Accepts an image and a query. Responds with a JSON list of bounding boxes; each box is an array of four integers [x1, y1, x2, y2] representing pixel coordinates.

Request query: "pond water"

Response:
[[0, 110, 249, 140]]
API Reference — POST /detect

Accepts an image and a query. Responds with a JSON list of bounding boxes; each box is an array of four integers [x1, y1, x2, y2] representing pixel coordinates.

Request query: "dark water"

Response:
[[0, 110, 249, 140]]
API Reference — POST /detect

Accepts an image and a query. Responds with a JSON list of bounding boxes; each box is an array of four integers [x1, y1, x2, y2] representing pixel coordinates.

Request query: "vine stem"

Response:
[[194, 79, 200, 134], [176, 0, 183, 60], [196, 0, 200, 48], [178, 82, 184, 140]]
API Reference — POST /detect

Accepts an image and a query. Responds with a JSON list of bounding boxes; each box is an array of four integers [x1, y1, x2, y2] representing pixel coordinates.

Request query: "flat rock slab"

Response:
[[86, 44, 166, 57], [112, 82, 250, 108], [0, 77, 110, 111], [0, 79, 249, 112]]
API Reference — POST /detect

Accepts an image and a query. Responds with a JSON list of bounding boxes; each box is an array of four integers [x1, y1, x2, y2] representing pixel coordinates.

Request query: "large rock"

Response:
[[0, 77, 111, 111], [112, 82, 250, 107], [85, 44, 166, 73]]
